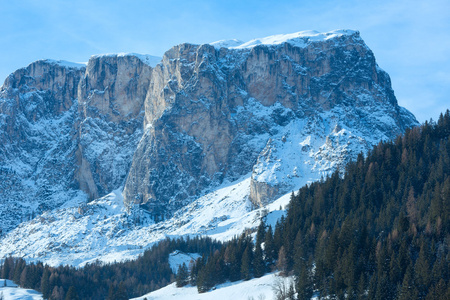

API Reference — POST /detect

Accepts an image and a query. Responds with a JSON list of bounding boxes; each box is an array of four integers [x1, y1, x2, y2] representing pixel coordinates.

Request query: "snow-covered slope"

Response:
[[0, 279, 42, 300], [168, 251, 201, 273], [0, 177, 289, 267], [132, 272, 294, 300]]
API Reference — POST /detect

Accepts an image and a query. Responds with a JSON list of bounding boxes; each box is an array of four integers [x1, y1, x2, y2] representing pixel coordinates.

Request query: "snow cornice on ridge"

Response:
[[210, 29, 360, 49]]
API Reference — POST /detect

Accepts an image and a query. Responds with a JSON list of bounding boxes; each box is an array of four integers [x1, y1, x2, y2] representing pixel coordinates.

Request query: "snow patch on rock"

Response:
[[90, 53, 162, 67]]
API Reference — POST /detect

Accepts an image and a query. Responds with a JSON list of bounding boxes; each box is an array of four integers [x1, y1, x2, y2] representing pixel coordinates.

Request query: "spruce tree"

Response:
[[240, 245, 253, 280], [65, 286, 79, 300], [41, 269, 50, 299], [253, 243, 265, 278], [264, 226, 276, 268], [176, 263, 189, 287]]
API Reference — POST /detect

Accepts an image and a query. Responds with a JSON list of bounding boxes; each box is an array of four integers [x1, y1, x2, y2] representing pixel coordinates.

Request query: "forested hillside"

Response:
[[276, 110, 450, 299], [1, 110, 449, 299]]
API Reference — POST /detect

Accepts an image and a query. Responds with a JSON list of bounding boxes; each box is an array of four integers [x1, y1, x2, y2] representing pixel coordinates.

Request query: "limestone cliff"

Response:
[[76, 54, 153, 200], [0, 55, 159, 232], [123, 30, 417, 214], [0, 60, 85, 232]]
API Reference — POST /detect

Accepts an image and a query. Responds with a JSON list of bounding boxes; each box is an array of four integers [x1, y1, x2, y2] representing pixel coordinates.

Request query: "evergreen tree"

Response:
[[256, 219, 266, 247], [253, 243, 265, 278], [107, 284, 115, 300], [398, 266, 418, 300], [64, 286, 79, 300], [240, 245, 253, 280], [41, 268, 50, 299], [264, 226, 276, 268], [296, 262, 313, 300], [176, 263, 189, 287], [115, 282, 128, 300]]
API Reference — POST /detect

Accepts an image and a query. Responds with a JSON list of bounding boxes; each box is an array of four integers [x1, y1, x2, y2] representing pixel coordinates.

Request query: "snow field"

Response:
[[0, 279, 42, 300]]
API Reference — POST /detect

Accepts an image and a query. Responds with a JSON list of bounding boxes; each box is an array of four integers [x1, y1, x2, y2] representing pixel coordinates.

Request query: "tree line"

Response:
[[0, 237, 222, 299]]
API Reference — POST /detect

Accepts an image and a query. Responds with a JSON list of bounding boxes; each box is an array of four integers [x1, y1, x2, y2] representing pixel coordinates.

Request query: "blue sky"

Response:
[[1, 0, 449, 122]]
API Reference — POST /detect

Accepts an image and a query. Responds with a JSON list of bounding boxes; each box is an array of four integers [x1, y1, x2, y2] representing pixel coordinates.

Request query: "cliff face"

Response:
[[0, 30, 418, 231], [123, 30, 417, 215], [0, 60, 85, 232], [0, 55, 157, 232], [75, 54, 153, 200]]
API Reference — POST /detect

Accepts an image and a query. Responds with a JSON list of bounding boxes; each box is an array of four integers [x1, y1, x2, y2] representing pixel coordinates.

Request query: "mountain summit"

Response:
[[122, 29, 416, 217]]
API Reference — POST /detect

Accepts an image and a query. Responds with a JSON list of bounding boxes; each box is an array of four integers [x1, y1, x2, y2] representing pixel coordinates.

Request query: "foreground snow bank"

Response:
[[0, 279, 42, 300], [132, 273, 293, 300]]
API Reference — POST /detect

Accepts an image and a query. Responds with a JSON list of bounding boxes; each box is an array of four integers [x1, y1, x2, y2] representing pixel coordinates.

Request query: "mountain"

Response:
[[0, 30, 417, 265]]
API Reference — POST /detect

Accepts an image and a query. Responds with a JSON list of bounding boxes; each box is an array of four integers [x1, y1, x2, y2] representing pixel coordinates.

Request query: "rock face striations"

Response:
[[0, 55, 158, 232], [76, 54, 154, 200], [0, 30, 417, 232], [123, 30, 417, 215]]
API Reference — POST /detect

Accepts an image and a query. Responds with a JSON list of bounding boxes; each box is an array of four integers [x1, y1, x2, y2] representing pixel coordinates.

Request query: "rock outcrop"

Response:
[[0, 60, 85, 232]]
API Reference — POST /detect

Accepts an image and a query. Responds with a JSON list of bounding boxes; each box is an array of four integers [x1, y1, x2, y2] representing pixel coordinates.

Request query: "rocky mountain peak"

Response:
[[123, 30, 417, 216]]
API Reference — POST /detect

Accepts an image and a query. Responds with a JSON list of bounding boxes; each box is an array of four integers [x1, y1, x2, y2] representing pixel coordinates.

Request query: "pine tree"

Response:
[[253, 243, 265, 278], [240, 245, 253, 280], [65, 286, 79, 300], [41, 268, 50, 299], [176, 263, 189, 287]]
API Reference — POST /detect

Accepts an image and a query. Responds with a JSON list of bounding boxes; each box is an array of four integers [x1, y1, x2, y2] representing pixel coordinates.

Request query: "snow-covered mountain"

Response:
[[0, 30, 417, 266]]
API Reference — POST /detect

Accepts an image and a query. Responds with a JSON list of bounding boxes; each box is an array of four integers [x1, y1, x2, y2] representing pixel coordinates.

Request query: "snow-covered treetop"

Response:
[[210, 29, 359, 49]]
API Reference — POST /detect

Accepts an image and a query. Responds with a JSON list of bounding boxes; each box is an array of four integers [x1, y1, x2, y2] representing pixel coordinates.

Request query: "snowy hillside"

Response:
[[0, 279, 42, 300], [132, 273, 295, 300], [0, 177, 290, 267]]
